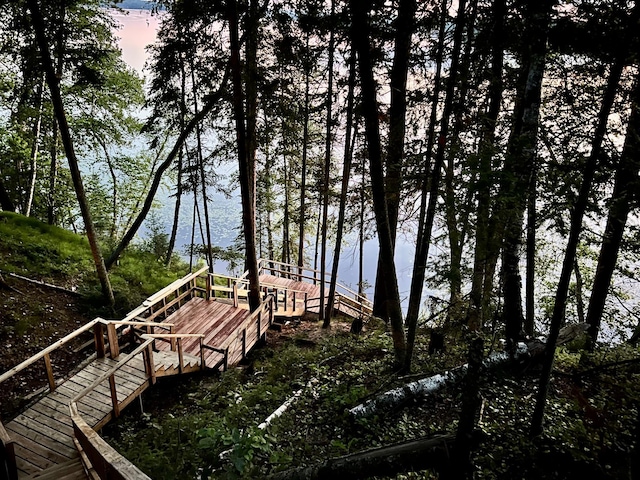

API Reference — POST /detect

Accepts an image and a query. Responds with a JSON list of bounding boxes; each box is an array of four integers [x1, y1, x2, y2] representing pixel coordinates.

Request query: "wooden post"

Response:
[[227, 278, 232, 299], [223, 347, 229, 371], [293, 291, 297, 312], [257, 312, 262, 341], [107, 323, 119, 359], [274, 289, 279, 312], [94, 323, 105, 359], [170, 325, 176, 351], [109, 374, 120, 418], [177, 338, 184, 374], [0, 421, 17, 480], [206, 274, 212, 300], [233, 283, 239, 308], [199, 337, 205, 370], [143, 344, 156, 385], [43, 353, 56, 392]]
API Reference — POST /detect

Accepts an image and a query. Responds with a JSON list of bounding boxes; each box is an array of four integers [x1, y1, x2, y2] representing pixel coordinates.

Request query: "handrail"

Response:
[[69, 402, 150, 480], [257, 258, 370, 305], [68, 328, 210, 479], [142, 266, 208, 305], [0, 318, 100, 385]]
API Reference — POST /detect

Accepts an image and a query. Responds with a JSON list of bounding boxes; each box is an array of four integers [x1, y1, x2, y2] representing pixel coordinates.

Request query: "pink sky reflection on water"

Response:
[[110, 8, 161, 74]]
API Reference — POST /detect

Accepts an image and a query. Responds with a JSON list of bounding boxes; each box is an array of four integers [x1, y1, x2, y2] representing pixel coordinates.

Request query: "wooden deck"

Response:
[[153, 297, 259, 369], [1, 261, 371, 479], [4, 350, 193, 479]]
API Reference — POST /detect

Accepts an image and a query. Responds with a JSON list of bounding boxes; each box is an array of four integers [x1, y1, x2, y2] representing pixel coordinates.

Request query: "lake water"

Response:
[[110, 8, 431, 312]]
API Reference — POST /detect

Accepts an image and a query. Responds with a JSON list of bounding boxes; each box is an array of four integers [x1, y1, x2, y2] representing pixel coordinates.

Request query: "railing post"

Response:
[[177, 338, 184, 374], [94, 322, 106, 359], [107, 323, 120, 359], [233, 283, 239, 308], [257, 312, 262, 341], [170, 325, 176, 351], [108, 374, 120, 418], [0, 421, 17, 480], [223, 347, 229, 371], [143, 344, 156, 385], [199, 337, 205, 370], [43, 353, 56, 392], [206, 274, 212, 300]]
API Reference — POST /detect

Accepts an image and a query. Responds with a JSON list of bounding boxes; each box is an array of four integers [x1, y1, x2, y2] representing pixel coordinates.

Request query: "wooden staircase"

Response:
[[1, 261, 372, 479]]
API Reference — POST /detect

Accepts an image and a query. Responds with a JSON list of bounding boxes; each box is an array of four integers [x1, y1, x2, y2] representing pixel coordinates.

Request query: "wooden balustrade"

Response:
[[0, 420, 17, 480]]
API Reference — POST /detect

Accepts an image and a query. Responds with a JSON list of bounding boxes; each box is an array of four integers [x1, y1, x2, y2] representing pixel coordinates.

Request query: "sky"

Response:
[[110, 8, 161, 74]]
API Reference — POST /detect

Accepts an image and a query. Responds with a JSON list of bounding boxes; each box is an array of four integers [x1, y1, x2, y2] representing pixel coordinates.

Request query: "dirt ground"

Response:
[[0, 275, 92, 419]]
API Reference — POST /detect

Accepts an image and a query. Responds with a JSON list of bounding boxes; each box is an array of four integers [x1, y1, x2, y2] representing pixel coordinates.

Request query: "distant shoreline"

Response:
[[116, 0, 155, 10]]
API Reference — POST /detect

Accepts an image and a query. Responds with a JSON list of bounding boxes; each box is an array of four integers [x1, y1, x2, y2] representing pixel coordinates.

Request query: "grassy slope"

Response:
[[0, 211, 189, 315]]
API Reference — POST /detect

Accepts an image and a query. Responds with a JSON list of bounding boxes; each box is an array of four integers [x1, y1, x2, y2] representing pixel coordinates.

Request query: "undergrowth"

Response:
[[103, 322, 640, 480], [0, 211, 189, 315]]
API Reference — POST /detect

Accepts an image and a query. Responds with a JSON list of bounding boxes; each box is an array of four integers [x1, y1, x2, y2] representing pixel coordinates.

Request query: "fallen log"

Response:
[[267, 434, 455, 480], [349, 323, 588, 419], [6, 272, 77, 296]]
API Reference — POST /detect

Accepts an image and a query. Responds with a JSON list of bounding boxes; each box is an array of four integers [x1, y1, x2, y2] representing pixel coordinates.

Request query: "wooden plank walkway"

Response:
[[154, 297, 254, 368], [4, 351, 192, 479], [1, 262, 370, 479]]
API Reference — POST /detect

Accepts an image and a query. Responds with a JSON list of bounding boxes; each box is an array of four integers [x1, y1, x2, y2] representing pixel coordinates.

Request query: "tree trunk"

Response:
[[524, 169, 537, 335], [467, 0, 505, 332], [349, 0, 406, 366], [321, 0, 336, 327], [28, 0, 114, 307], [404, 0, 446, 365], [0, 179, 15, 212], [228, 0, 260, 311], [405, 0, 466, 372], [326, 53, 356, 327], [500, 0, 554, 349], [25, 74, 45, 218], [530, 52, 628, 438], [585, 69, 640, 349], [298, 35, 311, 278], [105, 68, 230, 269], [267, 434, 455, 480], [371, 0, 416, 319], [166, 51, 188, 267]]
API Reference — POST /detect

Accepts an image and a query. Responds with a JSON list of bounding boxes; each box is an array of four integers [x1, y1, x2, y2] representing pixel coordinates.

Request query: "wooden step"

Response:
[[27, 457, 86, 480]]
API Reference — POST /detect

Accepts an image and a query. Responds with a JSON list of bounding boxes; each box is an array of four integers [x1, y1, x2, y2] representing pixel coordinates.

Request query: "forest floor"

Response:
[[2, 271, 640, 479], [0, 273, 93, 419]]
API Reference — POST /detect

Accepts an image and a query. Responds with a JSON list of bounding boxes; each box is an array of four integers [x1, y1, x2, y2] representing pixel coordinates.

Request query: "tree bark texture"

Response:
[[404, 0, 466, 372], [320, 0, 336, 326], [585, 67, 640, 347], [228, 0, 261, 311], [349, 0, 406, 366], [27, 0, 115, 307], [372, 0, 416, 319], [499, 0, 554, 348], [467, 0, 505, 332], [326, 53, 356, 325], [267, 434, 454, 480], [529, 51, 628, 437]]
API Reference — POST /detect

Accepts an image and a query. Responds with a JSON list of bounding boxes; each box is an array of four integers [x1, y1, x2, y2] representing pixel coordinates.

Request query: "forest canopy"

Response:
[[1, 0, 640, 476]]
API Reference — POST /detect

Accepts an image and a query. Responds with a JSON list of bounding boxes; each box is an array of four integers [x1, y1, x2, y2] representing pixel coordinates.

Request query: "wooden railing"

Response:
[[69, 338, 156, 480], [0, 419, 17, 480], [216, 294, 275, 369], [255, 258, 373, 317]]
